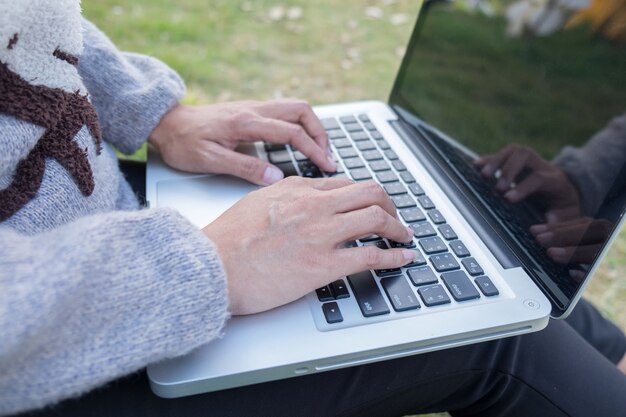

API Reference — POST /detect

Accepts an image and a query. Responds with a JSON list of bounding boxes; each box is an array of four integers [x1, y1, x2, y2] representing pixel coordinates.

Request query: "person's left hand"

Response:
[[149, 99, 336, 185]]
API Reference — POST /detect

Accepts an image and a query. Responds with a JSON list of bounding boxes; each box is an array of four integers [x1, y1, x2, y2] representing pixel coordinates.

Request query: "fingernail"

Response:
[[406, 226, 414, 239], [402, 249, 418, 262], [504, 189, 518, 201], [327, 147, 333, 157], [536, 232, 553, 246], [263, 166, 284, 185], [327, 155, 337, 170]]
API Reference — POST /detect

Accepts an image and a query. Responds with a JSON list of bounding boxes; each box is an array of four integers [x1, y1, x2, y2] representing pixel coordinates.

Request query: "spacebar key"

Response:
[[347, 270, 390, 317]]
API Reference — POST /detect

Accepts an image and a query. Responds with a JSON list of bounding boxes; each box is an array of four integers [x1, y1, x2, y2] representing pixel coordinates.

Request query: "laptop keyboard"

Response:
[[264, 114, 500, 326]]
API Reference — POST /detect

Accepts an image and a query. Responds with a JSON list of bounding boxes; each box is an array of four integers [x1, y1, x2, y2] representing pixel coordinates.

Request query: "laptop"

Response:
[[146, 0, 626, 398]]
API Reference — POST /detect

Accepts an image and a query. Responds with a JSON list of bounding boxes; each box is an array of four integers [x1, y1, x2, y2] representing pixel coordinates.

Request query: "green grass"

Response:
[[83, 2, 625, 415]]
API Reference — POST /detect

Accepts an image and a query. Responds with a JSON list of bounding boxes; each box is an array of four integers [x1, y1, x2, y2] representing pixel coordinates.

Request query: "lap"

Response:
[[23, 301, 626, 417]]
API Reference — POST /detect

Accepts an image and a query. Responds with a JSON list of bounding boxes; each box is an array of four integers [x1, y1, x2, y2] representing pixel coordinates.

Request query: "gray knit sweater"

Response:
[[0, 2, 228, 415]]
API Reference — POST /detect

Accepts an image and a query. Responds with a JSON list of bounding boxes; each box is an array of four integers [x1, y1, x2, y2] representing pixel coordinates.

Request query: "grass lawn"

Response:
[[83, 1, 625, 415]]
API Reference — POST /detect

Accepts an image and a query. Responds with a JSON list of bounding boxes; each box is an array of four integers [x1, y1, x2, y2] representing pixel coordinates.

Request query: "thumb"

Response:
[[218, 149, 284, 186]]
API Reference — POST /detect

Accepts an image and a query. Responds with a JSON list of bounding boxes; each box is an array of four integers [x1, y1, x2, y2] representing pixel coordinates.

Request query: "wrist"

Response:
[[149, 102, 184, 152]]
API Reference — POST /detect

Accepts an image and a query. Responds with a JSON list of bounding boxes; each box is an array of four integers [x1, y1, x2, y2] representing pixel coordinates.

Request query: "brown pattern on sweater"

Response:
[[0, 55, 102, 221], [7, 33, 18, 50]]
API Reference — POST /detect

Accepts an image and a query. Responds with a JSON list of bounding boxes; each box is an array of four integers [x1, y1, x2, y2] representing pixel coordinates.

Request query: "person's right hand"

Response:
[[474, 144, 581, 223], [202, 177, 418, 315]]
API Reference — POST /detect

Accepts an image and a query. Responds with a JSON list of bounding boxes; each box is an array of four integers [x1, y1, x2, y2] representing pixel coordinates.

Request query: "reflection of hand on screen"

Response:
[[474, 144, 581, 223], [529, 217, 613, 264]]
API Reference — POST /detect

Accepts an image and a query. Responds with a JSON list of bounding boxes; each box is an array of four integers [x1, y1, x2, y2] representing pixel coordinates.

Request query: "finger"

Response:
[[495, 150, 531, 192], [206, 146, 284, 186], [307, 176, 355, 191], [547, 244, 602, 264], [335, 206, 414, 243], [332, 246, 420, 277], [323, 181, 398, 218], [477, 146, 517, 178], [504, 174, 543, 203], [256, 99, 331, 155], [241, 116, 336, 172]]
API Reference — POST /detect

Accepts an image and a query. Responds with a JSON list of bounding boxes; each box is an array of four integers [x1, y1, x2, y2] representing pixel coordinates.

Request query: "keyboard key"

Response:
[[350, 168, 372, 181], [375, 268, 402, 277], [347, 270, 390, 317], [330, 279, 350, 299], [299, 161, 323, 178], [343, 122, 362, 132], [441, 270, 481, 301], [321, 118, 340, 130], [358, 114, 370, 122], [344, 157, 365, 169], [370, 160, 391, 172], [428, 210, 446, 224], [381, 275, 420, 312], [411, 223, 437, 238], [389, 239, 416, 249], [328, 129, 347, 139], [268, 150, 293, 164], [376, 139, 391, 150], [392, 160, 407, 171], [322, 302, 344, 323], [340, 115, 357, 124], [399, 207, 426, 223], [385, 150, 399, 160], [371, 130, 383, 140], [275, 161, 298, 177], [316, 286, 334, 302], [450, 240, 470, 257], [350, 131, 369, 141], [376, 171, 398, 183], [419, 236, 447, 254], [359, 235, 380, 242], [418, 284, 451, 306], [363, 239, 389, 250], [391, 195, 416, 209], [429, 253, 460, 272], [363, 122, 376, 131], [408, 183, 425, 196], [264, 142, 287, 152], [338, 147, 358, 159], [400, 171, 415, 183], [356, 140, 377, 151], [408, 266, 438, 286], [332, 138, 352, 148], [417, 196, 436, 210], [474, 276, 499, 297], [438, 224, 457, 240], [384, 182, 407, 195], [404, 249, 427, 267], [462, 257, 484, 276], [362, 150, 383, 161], [292, 151, 308, 161]]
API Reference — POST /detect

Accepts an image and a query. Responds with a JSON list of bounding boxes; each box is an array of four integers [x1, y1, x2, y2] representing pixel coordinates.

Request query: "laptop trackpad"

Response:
[[157, 175, 260, 228]]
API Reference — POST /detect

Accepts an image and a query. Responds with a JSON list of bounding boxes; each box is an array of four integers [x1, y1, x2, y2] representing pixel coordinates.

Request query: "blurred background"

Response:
[[83, 1, 625, 413]]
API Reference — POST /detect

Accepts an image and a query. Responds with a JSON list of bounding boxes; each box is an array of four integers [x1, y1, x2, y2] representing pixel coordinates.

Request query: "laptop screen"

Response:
[[389, 0, 626, 314]]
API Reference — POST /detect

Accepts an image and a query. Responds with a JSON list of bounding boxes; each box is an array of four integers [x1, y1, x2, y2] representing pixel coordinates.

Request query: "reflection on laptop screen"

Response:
[[390, 0, 626, 312]]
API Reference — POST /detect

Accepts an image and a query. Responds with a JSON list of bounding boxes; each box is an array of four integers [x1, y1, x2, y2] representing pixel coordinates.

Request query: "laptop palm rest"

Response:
[[157, 175, 259, 228]]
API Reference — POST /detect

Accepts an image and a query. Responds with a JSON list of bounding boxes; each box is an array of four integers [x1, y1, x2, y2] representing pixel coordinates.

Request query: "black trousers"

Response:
[[35, 161, 622, 417]]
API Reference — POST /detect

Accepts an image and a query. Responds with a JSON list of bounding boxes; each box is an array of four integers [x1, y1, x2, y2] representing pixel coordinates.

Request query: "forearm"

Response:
[[78, 18, 186, 154], [0, 208, 228, 416]]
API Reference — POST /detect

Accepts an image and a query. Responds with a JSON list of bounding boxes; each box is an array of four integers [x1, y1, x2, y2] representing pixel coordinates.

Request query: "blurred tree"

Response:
[[567, 0, 626, 43]]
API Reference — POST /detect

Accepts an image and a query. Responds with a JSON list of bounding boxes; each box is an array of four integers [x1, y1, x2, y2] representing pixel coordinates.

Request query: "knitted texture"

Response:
[[0, 2, 229, 415], [0, 209, 229, 416]]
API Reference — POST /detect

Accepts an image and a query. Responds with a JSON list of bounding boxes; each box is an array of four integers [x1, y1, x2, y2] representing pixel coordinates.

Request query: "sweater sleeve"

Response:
[[0, 208, 229, 416], [77, 19, 186, 154], [553, 113, 626, 216]]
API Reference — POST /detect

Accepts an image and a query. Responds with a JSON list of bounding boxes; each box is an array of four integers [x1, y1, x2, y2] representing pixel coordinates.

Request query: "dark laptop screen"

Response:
[[389, 0, 626, 314]]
